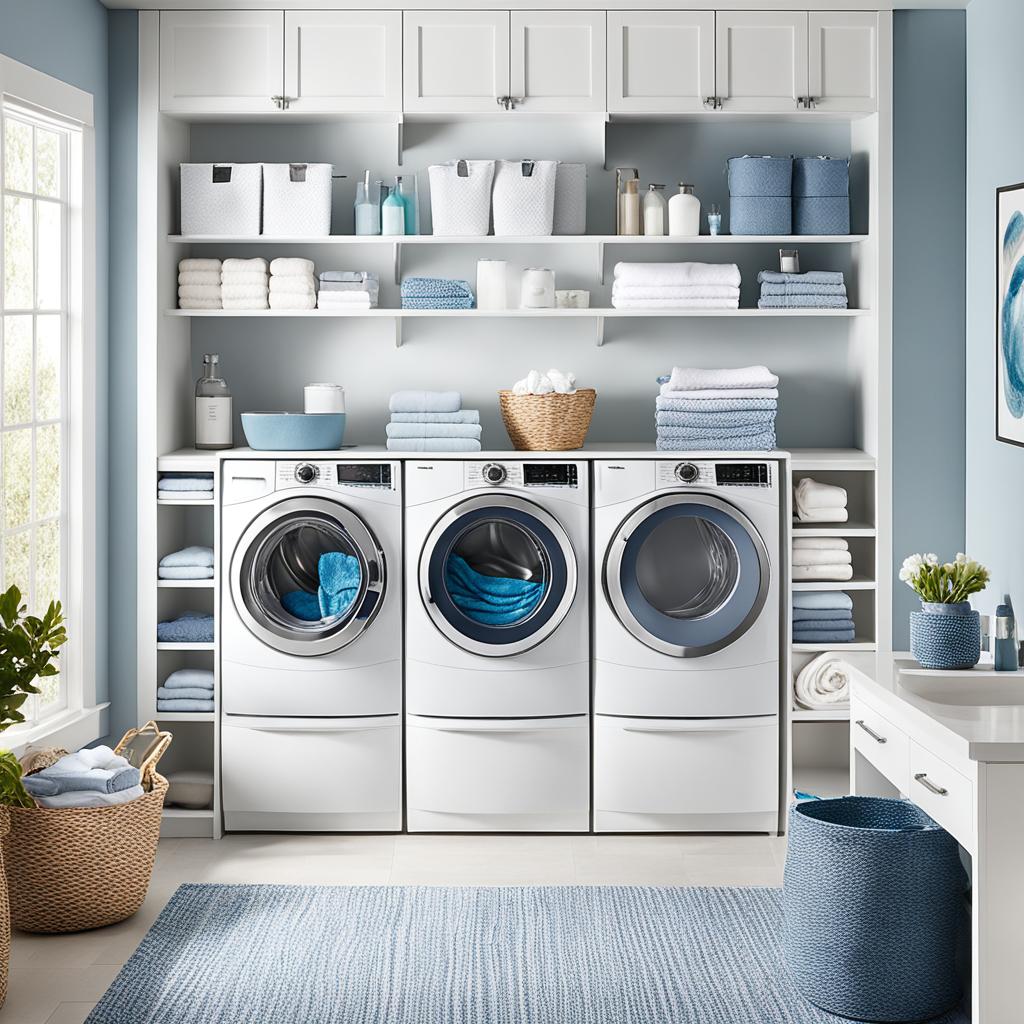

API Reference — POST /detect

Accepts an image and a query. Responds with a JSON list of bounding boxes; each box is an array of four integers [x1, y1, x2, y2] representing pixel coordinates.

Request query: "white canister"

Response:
[[521, 268, 556, 309], [304, 383, 346, 414], [477, 259, 509, 311]]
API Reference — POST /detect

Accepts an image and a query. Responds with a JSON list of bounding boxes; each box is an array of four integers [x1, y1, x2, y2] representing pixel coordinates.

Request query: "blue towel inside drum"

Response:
[[444, 554, 546, 626]]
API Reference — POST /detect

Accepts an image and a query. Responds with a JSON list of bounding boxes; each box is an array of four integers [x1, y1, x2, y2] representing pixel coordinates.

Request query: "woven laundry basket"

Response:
[[499, 389, 596, 450], [0, 809, 9, 1008], [5, 774, 168, 934]]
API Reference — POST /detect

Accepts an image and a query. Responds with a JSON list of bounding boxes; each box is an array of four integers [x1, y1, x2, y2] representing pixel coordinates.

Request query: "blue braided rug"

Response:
[[86, 884, 968, 1024]]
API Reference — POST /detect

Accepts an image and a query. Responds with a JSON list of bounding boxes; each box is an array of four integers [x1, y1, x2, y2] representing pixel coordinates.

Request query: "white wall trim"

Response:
[[0, 54, 93, 127], [101, 2, 971, 12]]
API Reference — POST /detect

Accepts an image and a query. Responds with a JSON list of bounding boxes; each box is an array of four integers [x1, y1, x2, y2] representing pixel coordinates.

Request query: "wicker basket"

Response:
[[0, 809, 9, 1008], [5, 774, 168, 934], [499, 389, 596, 451]]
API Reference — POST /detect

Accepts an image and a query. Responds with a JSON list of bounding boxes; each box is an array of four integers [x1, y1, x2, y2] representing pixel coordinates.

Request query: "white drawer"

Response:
[[852, 700, 910, 791], [909, 740, 974, 849]]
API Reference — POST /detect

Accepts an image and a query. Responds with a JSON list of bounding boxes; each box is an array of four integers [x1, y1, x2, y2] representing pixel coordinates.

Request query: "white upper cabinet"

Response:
[[404, 11, 510, 114], [808, 12, 878, 113], [160, 11, 284, 114], [607, 12, 715, 115], [715, 11, 809, 112], [509, 11, 606, 113], [284, 12, 402, 113]]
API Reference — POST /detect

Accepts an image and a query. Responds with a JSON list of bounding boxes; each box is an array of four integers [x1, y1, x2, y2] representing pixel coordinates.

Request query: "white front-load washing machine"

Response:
[[405, 459, 589, 832], [220, 459, 402, 832], [593, 458, 783, 834]]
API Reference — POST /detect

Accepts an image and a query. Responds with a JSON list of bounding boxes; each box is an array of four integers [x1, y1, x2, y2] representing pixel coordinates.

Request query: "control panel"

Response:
[[336, 463, 392, 488], [467, 463, 523, 488], [523, 464, 579, 488], [275, 462, 394, 489], [656, 461, 773, 489], [715, 463, 771, 487]]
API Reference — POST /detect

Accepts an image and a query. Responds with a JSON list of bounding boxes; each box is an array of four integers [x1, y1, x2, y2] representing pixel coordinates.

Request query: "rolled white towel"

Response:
[[178, 297, 223, 310], [269, 293, 316, 311], [270, 257, 315, 278], [613, 261, 742, 289], [664, 365, 779, 392], [269, 276, 316, 297], [794, 654, 851, 710], [513, 370, 554, 396], [792, 549, 852, 567], [795, 506, 849, 524], [793, 563, 854, 581], [793, 537, 850, 551], [222, 283, 270, 300], [223, 257, 268, 274], [546, 369, 577, 394], [177, 284, 222, 301], [795, 477, 848, 510], [223, 295, 269, 310], [220, 271, 269, 287], [178, 270, 222, 287], [179, 258, 221, 274]]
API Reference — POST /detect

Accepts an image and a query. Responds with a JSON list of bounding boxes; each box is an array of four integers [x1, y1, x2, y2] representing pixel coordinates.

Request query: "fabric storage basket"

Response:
[[262, 162, 333, 236], [492, 160, 558, 236], [428, 160, 495, 236], [499, 389, 596, 450], [180, 163, 262, 236], [793, 156, 850, 235], [783, 796, 966, 1022], [727, 156, 793, 235], [729, 197, 792, 236], [553, 162, 587, 235]]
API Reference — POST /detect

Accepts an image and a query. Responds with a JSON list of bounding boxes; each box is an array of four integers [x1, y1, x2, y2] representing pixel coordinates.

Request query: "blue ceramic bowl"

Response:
[[241, 412, 346, 451]]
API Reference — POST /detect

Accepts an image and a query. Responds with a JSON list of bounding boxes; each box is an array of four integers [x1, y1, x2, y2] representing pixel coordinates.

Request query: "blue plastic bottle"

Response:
[[994, 595, 1017, 671]]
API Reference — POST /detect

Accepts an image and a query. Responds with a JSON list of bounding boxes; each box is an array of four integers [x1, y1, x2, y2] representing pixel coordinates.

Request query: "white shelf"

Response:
[[156, 642, 215, 651], [169, 233, 869, 246], [163, 807, 214, 818], [154, 712, 216, 723], [789, 448, 876, 472], [792, 521, 876, 537], [157, 579, 215, 588], [792, 577, 876, 591], [792, 640, 877, 652], [157, 497, 214, 506], [166, 307, 868, 319], [792, 707, 851, 722]]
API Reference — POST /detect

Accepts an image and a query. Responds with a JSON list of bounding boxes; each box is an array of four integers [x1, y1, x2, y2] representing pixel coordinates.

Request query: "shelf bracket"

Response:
[[596, 240, 605, 285], [601, 113, 609, 171], [595, 315, 605, 347], [393, 241, 401, 286], [394, 315, 403, 349], [396, 117, 404, 167]]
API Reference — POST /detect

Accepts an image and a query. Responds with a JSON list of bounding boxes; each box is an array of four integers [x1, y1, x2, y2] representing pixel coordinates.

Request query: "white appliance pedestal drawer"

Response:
[[594, 714, 779, 833], [406, 714, 589, 832], [222, 715, 401, 832]]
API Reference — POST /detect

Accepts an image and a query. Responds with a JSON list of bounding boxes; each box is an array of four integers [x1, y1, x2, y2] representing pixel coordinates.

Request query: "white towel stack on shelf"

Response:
[[317, 271, 380, 310], [269, 257, 316, 311], [793, 537, 853, 582], [612, 262, 741, 310], [178, 258, 222, 310], [222, 257, 269, 310], [794, 477, 848, 522]]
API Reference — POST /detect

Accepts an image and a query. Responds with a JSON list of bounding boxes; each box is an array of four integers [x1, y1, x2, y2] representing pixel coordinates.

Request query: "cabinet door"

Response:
[[509, 11, 606, 113], [607, 11, 714, 114], [159, 11, 284, 114], [284, 12, 402, 113], [808, 12, 878, 113], [403, 11, 510, 114], [715, 11, 809, 112]]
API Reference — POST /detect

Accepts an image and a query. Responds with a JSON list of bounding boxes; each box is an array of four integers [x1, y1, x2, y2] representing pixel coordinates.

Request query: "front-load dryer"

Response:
[[404, 459, 589, 832], [220, 459, 402, 832], [593, 458, 784, 834]]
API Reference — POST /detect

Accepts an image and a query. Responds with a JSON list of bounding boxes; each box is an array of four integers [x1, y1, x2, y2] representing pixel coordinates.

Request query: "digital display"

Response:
[[716, 463, 770, 486], [523, 464, 578, 487], [337, 464, 392, 487]]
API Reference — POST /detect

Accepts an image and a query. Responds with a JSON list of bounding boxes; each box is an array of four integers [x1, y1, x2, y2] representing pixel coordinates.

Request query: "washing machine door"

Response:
[[604, 493, 769, 658], [230, 496, 385, 657], [419, 494, 577, 658]]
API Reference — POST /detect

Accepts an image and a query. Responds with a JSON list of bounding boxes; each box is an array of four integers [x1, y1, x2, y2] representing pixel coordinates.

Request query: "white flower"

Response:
[[924, 553, 940, 566], [955, 552, 968, 565], [900, 553, 925, 585]]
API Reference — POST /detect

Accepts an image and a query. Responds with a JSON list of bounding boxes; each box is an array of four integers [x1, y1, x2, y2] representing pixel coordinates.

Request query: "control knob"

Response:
[[675, 462, 700, 483], [482, 463, 507, 485], [295, 463, 319, 484]]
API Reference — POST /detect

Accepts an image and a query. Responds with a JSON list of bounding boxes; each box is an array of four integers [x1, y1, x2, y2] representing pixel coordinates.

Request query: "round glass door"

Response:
[[231, 497, 385, 657], [604, 494, 769, 657], [420, 495, 577, 657]]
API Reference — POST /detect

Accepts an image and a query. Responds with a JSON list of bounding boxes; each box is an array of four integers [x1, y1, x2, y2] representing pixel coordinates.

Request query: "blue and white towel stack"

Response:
[[317, 271, 379, 310], [23, 745, 143, 808], [157, 472, 213, 501], [757, 270, 848, 310], [157, 610, 214, 644], [401, 277, 474, 310], [793, 591, 856, 645], [158, 545, 214, 580], [158, 668, 215, 713], [793, 537, 853, 582], [386, 391, 482, 452], [655, 365, 778, 451]]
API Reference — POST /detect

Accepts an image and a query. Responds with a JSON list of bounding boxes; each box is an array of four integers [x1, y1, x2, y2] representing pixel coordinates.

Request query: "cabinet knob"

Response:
[[807, 96, 819, 109], [496, 95, 509, 109], [797, 97, 806, 110], [271, 95, 284, 109], [715, 97, 723, 110], [508, 97, 523, 109], [704, 96, 716, 110]]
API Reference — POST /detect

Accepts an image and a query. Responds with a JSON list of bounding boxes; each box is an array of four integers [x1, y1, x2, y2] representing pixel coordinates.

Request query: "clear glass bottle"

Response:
[[195, 353, 232, 450], [643, 184, 667, 235], [382, 179, 406, 236], [619, 178, 641, 236], [397, 174, 419, 235], [354, 171, 379, 235]]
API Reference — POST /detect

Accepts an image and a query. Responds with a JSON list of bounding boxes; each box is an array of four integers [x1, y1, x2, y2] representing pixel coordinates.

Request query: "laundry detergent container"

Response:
[[262, 162, 333, 236], [793, 156, 850, 235], [727, 156, 792, 235], [783, 796, 966, 1022], [180, 163, 262, 236]]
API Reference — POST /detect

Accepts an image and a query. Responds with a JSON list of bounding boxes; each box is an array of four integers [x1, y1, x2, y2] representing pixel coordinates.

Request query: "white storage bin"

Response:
[[262, 162, 333, 237], [553, 162, 587, 235], [492, 159, 557, 236], [428, 159, 495, 236], [180, 163, 262, 237]]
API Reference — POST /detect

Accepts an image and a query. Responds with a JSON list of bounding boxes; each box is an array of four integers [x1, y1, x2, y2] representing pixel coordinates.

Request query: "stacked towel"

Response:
[[317, 271, 379, 310], [178, 258, 222, 310], [793, 590, 856, 644], [158, 668, 215, 713], [757, 270, 848, 310], [401, 277, 474, 310], [655, 365, 778, 451], [157, 610, 214, 644], [794, 652, 852, 708], [269, 257, 316, 311], [158, 545, 214, 580], [23, 745, 143, 808], [222, 257, 269, 310], [386, 391, 481, 452], [795, 476, 848, 523], [612, 262, 741, 310], [793, 537, 853, 582], [157, 472, 214, 501]]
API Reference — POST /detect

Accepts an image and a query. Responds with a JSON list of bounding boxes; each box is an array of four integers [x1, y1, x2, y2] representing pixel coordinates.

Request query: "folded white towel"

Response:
[[269, 293, 316, 311], [178, 271, 222, 287], [270, 257, 315, 278], [317, 290, 375, 303], [795, 507, 849, 523], [793, 563, 854, 581], [178, 297, 223, 310], [613, 262, 742, 289], [223, 295, 269, 310], [793, 537, 849, 551], [269, 276, 316, 297], [512, 369, 577, 396], [318, 294, 373, 309], [792, 549, 853, 567], [220, 271, 269, 287], [663, 365, 779, 392], [177, 284, 222, 301], [222, 283, 270, 300], [179, 258, 221, 274], [160, 545, 215, 568], [660, 386, 780, 401], [611, 284, 741, 300], [223, 257, 268, 274], [612, 297, 740, 309], [796, 477, 848, 510], [794, 654, 851, 710]]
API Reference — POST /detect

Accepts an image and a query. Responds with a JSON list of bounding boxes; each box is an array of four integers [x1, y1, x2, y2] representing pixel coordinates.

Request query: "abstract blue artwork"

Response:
[[997, 184, 1024, 445]]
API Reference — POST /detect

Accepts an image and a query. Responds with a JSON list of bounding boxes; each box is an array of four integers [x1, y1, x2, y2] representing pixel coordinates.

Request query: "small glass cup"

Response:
[[708, 204, 722, 236]]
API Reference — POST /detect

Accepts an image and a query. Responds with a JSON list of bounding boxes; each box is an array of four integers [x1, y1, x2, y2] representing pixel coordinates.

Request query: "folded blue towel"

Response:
[[156, 698, 215, 712], [444, 554, 546, 626], [758, 295, 849, 309], [389, 410, 480, 424], [401, 296, 475, 310], [656, 397, 778, 414], [792, 591, 854, 611], [386, 422, 482, 439], [318, 552, 361, 620], [157, 475, 213, 492], [792, 606, 854, 622], [158, 565, 214, 580], [157, 686, 217, 701], [760, 283, 847, 297], [793, 628, 857, 643], [656, 430, 777, 452], [23, 763, 140, 797], [157, 611, 214, 643], [389, 390, 463, 414], [159, 545, 214, 568], [656, 422, 776, 440], [162, 668, 215, 691], [386, 438, 482, 452], [282, 590, 322, 622], [401, 277, 474, 300], [793, 618, 855, 632], [655, 410, 776, 429], [758, 271, 845, 286]]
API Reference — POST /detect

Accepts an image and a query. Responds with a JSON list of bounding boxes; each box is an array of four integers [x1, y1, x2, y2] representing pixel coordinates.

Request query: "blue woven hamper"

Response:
[[793, 156, 850, 198], [783, 796, 966, 1022], [728, 156, 793, 197]]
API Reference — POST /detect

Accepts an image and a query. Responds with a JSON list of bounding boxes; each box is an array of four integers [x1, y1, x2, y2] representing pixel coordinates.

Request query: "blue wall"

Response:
[[966, 0, 1024, 614]]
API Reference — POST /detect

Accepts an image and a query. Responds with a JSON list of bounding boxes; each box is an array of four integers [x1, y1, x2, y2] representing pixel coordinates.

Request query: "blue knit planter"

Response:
[[910, 600, 981, 670]]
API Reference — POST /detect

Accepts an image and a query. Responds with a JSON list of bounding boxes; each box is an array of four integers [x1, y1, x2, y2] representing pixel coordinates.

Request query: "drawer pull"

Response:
[[855, 719, 887, 744], [914, 772, 948, 797]]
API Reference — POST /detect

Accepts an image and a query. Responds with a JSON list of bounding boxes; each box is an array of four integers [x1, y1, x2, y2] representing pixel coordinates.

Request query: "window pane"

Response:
[[35, 518, 59, 609], [35, 201, 61, 310], [4, 315, 32, 424], [3, 195, 33, 309], [35, 423, 60, 519], [3, 428, 32, 529], [34, 128, 60, 199], [35, 315, 60, 421], [37, 670, 60, 709], [3, 119, 32, 193], [3, 528, 30, 598]]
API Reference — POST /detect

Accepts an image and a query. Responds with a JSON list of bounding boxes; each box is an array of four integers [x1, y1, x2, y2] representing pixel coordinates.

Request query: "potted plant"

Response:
[[900, 553, 990, 670], [0, 585, 66, 1007]]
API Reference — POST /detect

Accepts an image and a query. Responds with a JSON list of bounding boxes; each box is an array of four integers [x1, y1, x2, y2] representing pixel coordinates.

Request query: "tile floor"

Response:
[[6, 832, 787, 1024]]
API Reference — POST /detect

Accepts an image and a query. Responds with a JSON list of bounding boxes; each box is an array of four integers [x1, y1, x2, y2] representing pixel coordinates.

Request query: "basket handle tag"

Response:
[[289, 163, 308, 182], [456, 160, 469, 178], [521, 160, 535, 177], [212, 165, 232, 183]]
